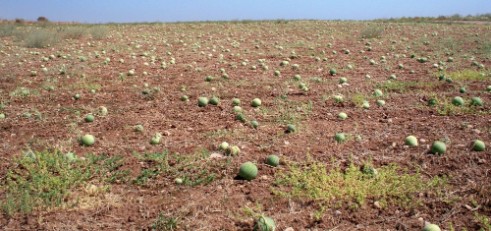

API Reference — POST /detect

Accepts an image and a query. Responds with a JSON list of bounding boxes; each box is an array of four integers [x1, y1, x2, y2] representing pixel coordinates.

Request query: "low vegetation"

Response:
[[274, 159, 447, 209]]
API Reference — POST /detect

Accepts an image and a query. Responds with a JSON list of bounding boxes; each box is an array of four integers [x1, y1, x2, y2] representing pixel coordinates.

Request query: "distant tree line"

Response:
[[378, 13, 491, 23]]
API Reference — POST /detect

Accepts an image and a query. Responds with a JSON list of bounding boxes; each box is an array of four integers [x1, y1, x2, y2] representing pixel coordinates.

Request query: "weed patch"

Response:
[[360, 24, 384, 39], [273, 159, 446, 209], [0, 150, 128, 216], [23, 29, 59, 48], [1, 150, 91, 215], [133, 149, 228, 186], [151, 212, 178, 231], [445, 69, 487, 82]]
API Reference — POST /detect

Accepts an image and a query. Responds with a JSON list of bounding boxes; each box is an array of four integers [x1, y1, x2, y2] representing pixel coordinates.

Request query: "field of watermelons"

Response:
[[0, 20, 490, 230]]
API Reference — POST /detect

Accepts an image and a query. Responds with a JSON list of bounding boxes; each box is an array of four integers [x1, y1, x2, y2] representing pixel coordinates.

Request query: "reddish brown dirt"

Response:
[[0, 21, 490, 230]]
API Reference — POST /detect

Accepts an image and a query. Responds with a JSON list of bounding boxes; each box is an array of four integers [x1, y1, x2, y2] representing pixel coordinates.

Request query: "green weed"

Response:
[[10, 87, 38, 98], [350, 93, 366, 107], [60, 26, 86, 39], [274, 159, 446, 209], [446, 69, 487, 82], [360, 24, 384, 39], [87, 154, 129, 184], [0, 24, 16, 37], [23, 29, 59, 48], [1, 150, 92, 215], [475, 212, 491, 231], [151, 212, 178, 231], [0, 149, 130, 216], [89, 26, 109, 40], [377, 80, 436, 93], [435, 97, 490, 116], [133, 149, 227, 186]]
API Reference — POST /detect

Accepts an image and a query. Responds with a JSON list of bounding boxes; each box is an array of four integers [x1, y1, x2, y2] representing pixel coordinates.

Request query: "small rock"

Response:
[[472, 129, 481, 134], [387, 118, 393, 123], [260, 175, 269, 180], [284, 141, 290, 145], [419, 138, 426, 144], [209, 152, 224, 159], [284, 228, 294, 231], [374, 201, 382, 209], [334, 210, 342, 216]]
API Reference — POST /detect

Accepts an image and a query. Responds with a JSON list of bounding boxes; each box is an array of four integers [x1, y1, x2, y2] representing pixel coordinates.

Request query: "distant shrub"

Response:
[[24, 29, 58, 48], [14, 18, 25, 24], [89, 26, 109, 40], [0, 24, 16, 37], [60, 26, 86, 39], [37, 16, 49, 23], [361, 25, 384, 39]]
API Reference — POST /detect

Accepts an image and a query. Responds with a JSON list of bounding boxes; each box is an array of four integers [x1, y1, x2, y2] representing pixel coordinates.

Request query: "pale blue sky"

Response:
[[1, 0, 490, 23]]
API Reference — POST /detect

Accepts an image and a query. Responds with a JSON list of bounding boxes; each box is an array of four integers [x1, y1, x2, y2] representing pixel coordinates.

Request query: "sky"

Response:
[[1, 0, 490, 23]]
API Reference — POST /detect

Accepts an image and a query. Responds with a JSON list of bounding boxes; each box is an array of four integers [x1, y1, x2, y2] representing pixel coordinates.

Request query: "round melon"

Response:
[[423, 223, 441, 231], [251, 98, 262, 107], [335, 133, 346, 143], [339, 77, 347, 84], [254, 215, 276, 231], [374, 89, 383, 97], [405, 135, 418, 147], [134, 124, 144, 132], [329, 68, 337, 76], [452, 96, 464, 106], [218, 141, 229, 151], [471, 139, 485, 152], [430, 141, 446, 155], [175, 178, 183, 184], [286, 124, 296, 133], [232, 98, 241, 106], [150, 133, 162, 145], [265, 155, 280, 167], [80, 134, 95, 146], [428, 98, 437, 106], [238, 162, 258, 180], [236, 113, 247, 123], [227, 145, 240, 156], [338, 112, 348, 120], [470, 97, 483, 106], [459, 87, 466, 93], [85, 114, 94, 123], [209, 96, 220, 106], [198, 97, 209, 107], [180, 95, 189, 102], [251, 120, 259, 129], [233, 106, 243, 113]]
